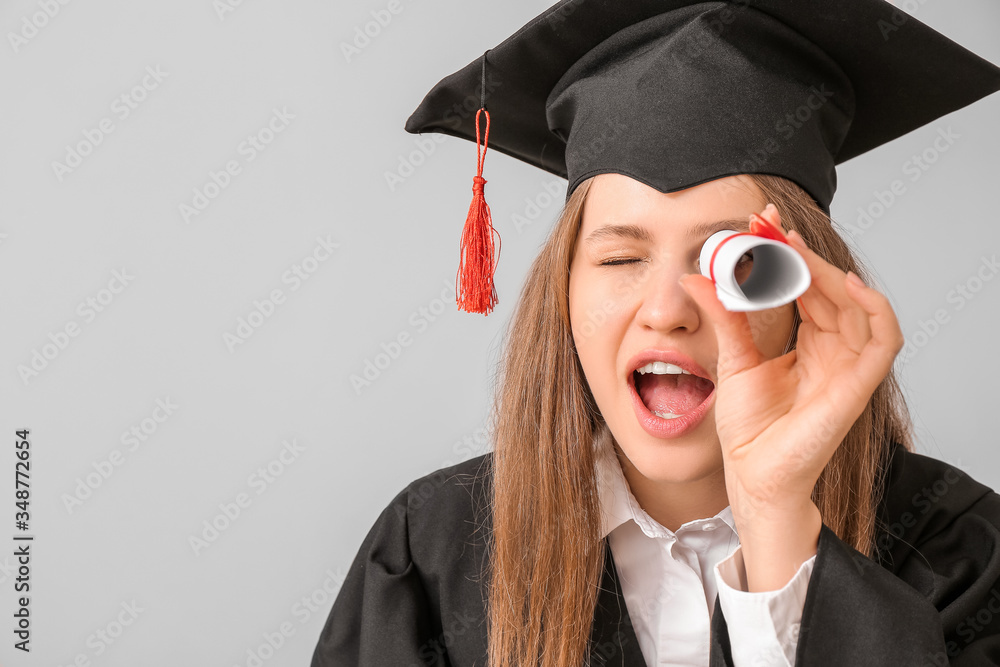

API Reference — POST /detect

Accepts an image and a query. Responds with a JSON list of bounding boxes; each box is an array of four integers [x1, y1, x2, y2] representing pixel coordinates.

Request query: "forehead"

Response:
[[580, 173, 764, 232]]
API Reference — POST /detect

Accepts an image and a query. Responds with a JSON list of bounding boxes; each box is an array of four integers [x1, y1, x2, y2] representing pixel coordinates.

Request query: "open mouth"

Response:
[[631, 362, 715, 418]]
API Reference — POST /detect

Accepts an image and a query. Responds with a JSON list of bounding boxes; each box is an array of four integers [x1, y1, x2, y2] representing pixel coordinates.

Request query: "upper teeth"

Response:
[[636, 361, 691, 375]]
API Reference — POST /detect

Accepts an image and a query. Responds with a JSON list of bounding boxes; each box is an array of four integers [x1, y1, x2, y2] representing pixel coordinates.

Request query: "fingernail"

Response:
[[846, 271, 865, 288]]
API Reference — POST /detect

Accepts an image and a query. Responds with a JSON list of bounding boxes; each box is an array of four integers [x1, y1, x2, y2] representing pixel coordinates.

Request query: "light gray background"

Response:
[[0, 0, 997, 665]]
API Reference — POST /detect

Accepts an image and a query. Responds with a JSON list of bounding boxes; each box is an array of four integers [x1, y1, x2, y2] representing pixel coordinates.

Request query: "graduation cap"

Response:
[[404, 0, 1000, 315]]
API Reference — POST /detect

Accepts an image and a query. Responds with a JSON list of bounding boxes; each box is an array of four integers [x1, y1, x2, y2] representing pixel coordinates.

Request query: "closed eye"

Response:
[[599, 258, 643, 266]]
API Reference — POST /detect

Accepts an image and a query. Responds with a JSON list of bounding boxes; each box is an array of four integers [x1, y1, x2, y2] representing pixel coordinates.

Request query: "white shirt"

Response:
[[594, 434, 816, 667]]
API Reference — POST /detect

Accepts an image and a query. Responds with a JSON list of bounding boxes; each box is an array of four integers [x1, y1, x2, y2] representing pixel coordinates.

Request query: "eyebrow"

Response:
[[584, 218, 751, 246]]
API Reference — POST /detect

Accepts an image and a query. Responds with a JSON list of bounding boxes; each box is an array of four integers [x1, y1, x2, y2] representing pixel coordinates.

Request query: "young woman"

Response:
[[313, 1, 1000, 665]]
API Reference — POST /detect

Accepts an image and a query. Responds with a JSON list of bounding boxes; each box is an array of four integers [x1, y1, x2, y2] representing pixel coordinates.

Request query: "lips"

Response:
[[625, 350, 716, 438]]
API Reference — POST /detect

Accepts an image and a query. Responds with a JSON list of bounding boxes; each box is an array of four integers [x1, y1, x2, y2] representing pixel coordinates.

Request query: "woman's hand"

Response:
[[679, 203, 904, 590]]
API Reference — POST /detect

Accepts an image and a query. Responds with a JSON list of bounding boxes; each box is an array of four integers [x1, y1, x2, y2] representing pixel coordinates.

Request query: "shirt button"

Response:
[[701, 523, 716, 531]]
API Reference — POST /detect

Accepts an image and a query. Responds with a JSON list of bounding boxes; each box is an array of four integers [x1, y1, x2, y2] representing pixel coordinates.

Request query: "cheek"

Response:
[[569, 273, 631, 373], [570, 275, 603, 359], [571, 279, 630, 334]]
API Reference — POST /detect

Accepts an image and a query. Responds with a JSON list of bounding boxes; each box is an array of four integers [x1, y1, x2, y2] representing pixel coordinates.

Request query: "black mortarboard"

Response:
[[404, 0, 1000, 314]]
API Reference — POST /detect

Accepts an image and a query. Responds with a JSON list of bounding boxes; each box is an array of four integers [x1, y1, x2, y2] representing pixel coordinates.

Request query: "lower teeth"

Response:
[[652, 410, 682, 419]]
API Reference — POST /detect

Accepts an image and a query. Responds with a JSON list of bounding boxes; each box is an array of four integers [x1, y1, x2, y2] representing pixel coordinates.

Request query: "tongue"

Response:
[[637, 373, 714, 415]]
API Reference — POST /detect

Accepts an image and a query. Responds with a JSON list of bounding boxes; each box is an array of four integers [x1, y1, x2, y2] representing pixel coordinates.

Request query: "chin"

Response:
[[610, 416, 724, 484]]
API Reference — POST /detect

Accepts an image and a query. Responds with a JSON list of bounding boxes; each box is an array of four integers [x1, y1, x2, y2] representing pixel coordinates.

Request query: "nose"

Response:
[[633, 253, 701, 334]]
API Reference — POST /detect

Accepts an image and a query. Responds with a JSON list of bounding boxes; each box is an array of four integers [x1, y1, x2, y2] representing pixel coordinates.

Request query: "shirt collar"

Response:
[[593, 425, 739, 541]]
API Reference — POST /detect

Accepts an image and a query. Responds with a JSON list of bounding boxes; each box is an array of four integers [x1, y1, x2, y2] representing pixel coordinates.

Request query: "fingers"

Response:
[[783, 229, 902, 405], [786, 230, 872, 353], [839, 273, 905, 396], [680, 273, 763, 381]]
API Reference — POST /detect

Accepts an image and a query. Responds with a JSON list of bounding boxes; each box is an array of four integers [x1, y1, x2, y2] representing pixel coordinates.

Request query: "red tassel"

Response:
[[456, 108, 501, 315]]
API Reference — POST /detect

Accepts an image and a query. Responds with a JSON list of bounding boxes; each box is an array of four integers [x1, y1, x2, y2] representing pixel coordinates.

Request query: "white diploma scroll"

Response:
[[699, 229, 811, 312]]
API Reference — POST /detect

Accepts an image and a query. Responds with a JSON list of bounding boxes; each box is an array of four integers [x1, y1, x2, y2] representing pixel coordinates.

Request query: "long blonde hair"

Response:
[[484, 173, 913, 667]]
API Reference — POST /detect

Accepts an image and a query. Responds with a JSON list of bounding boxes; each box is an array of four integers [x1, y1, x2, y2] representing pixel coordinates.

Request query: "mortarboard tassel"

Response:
[[455, 52, 501, 316], [456, 106, 502, 315]]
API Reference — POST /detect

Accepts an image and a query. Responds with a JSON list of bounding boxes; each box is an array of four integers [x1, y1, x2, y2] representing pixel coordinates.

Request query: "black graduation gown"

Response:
[[311, 444, 1000, 666]]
